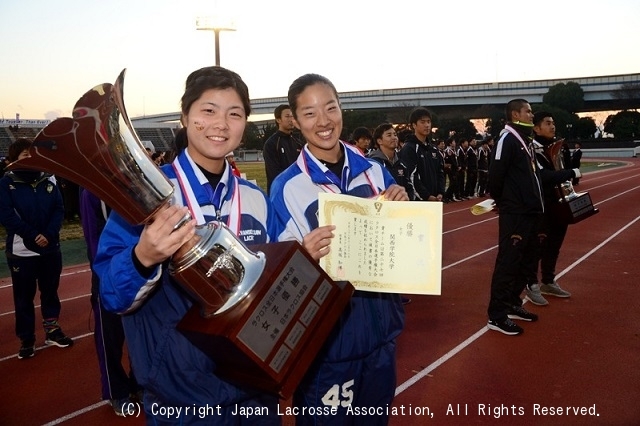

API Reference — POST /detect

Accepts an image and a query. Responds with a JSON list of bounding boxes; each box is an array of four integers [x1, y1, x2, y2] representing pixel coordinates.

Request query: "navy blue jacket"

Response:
[[0, 171, 64, 257]]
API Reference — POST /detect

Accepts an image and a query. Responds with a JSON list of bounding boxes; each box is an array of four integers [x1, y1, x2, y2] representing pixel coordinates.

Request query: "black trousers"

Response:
[[465, 169, 478, 197], [445, 171, 457, 200], [488, 213, 540, 321], [477, 170, 488, 196], [8, 251, 62, 341], [456, 169, 466, 197], [530, 213, 569, 285]]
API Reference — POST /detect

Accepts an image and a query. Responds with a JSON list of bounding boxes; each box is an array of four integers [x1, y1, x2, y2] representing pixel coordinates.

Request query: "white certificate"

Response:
[[318, 192, 442, 295]]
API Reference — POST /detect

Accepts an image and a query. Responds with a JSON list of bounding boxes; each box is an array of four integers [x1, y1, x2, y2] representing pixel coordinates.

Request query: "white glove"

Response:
[[572, 168, 582, 178]]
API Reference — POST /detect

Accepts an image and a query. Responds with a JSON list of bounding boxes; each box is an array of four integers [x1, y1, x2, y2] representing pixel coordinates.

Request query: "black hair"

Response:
[[8, 138, 32, 162], [373, 123, 395, 142], [351, 126, 372, 141], [288, 74, 339, 120], [274, 104, 290, 120], [533, 111, 553, 126], [505, 98, 529, 122], [408, 107, 432, 125], [180, 66, 251, 119]]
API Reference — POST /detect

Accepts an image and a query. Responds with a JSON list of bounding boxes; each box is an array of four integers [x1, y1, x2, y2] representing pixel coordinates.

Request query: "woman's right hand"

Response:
[[302, 225, 335, 261], [134, 205, 196, 268]]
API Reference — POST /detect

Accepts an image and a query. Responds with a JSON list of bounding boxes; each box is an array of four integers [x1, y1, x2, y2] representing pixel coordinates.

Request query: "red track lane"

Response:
[[1, 159, 638, 425]]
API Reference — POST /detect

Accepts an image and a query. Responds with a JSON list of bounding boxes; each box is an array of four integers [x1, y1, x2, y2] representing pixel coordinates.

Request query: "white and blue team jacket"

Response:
[[94, 149, 280, 411], [270, 141, 405, 365]]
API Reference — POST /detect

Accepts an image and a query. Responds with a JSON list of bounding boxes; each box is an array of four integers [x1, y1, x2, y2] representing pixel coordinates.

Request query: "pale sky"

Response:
[[1, 0, 638, 121]]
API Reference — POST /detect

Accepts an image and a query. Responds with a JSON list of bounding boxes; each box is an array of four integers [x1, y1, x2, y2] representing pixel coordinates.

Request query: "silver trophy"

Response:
[[8, 69, 265, 317]]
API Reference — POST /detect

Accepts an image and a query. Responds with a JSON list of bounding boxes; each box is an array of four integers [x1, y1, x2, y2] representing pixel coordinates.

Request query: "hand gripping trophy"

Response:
[[8, 70, 353, 397]]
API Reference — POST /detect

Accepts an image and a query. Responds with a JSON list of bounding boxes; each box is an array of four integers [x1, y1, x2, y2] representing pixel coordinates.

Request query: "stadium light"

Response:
[[196, 16, 236, 66]]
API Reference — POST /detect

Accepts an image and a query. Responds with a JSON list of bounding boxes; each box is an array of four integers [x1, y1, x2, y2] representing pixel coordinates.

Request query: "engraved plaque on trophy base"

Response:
[[550, 192, 599, 224], [177, 240, 354, 399]]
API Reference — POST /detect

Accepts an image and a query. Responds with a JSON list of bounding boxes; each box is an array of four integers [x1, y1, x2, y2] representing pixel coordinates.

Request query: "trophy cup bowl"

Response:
[[7, 68, 265, 316], [9, 69, 355, 397], [170, 221, 266, 317]]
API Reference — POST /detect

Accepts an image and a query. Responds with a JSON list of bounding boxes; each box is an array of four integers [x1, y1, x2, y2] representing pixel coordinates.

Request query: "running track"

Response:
[[1, 159, 638, 425]]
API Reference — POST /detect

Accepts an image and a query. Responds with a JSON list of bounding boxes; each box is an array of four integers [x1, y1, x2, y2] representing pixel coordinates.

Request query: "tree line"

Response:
[[239, 82, 640, 150]]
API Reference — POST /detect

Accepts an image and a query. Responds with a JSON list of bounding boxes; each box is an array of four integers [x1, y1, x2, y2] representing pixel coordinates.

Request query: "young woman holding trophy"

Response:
[[94, 66, 282, 424]]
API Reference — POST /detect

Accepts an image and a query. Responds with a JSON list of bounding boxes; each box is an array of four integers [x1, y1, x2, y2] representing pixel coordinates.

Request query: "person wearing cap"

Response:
[[524, 111, 581, 306]]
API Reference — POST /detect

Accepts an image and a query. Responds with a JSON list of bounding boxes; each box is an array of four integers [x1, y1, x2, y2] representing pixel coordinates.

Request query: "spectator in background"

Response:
[[443, 138, 460, 202], [80, 188, 142, 416], [455, 136, 469, 199], [350, 126, 373, 155], [0, 138, 73, 359], [477, 138, 491, 197], [398, 107, 444, 201], [368, 123, 407, 188], [263, 103, 303, 194], [465, 138, 479, 198], [561, 142, 572, 170], [225, 151, 242, 177], [151, 152, 165, 166], [571, 142, 582, 185], [1, 156, 9, 175]]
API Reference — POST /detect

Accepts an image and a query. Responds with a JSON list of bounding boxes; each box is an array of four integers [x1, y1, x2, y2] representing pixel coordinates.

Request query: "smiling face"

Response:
[[292, 82, 343, 162], [182, 88, 246, 173], [377, 127, 398, 153]]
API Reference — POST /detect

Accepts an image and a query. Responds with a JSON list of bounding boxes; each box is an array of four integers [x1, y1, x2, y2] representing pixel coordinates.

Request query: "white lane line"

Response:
[[0, 267, 91, 290], [0, 293, 91, 317], [0, 332, 94, 362], [395, 213, 640, 397], [41, 400, 110, 426]]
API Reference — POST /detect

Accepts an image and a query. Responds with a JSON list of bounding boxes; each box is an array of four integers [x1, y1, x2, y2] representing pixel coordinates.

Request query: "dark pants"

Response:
[[477, 170, 488, 196], [531, 214, 569, 285], [91, 271, 140, 401], [456, 169, 466, 198], [8, 251, 62, 341], [488, 213, 540, 321], [294, 340, 397, 425], [465, 169, 478, 197], [445, 171, 457, 200]]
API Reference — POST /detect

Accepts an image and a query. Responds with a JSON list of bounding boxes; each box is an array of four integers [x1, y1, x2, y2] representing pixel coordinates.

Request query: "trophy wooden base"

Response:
[[551, 192, 599, 224], [177, 241, 354, 399]]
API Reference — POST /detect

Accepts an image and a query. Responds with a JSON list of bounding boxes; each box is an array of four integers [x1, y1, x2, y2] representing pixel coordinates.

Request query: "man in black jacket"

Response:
[[398, 107, 444, 201], [486, 99, 543, 335], [524, 112, 581, 306], [263, 104, 303, 194]]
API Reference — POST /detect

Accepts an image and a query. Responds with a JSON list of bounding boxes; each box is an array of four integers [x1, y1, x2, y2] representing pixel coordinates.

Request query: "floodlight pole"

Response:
[[196, 17, 236, 66]]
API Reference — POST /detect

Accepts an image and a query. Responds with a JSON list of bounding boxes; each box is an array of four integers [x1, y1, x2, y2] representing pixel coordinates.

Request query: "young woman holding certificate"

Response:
[[269, 73, 408, 425]]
